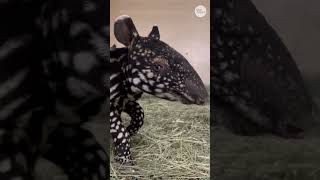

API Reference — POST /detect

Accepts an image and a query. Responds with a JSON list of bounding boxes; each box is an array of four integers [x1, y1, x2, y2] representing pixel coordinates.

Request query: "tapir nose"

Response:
[[185, 78, 209, 105]]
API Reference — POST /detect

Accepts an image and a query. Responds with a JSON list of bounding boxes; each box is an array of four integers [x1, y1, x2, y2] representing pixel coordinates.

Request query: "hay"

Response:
[[110, 96, 210, 179]]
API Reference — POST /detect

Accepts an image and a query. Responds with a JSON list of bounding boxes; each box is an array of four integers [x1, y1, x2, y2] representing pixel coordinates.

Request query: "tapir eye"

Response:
[[154, 64, 163, 72], [152, 57, 168, 72]]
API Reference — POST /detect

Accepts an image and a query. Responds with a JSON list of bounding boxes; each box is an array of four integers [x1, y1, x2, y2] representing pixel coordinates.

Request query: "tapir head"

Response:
[[114, 15, 208, 105]]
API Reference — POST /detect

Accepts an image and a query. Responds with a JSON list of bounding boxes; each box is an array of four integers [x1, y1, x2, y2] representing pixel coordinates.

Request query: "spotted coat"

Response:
[[212, 0, 315, 137], [110, 15, 208, 163], [0, 0, 108, 179]]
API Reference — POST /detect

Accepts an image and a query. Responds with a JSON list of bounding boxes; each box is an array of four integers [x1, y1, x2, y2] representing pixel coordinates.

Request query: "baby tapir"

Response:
[[110, 15, 208, 164]]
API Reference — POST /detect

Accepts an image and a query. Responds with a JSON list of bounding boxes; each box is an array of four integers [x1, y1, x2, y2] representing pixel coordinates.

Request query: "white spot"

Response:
[[131, 86, 141, 93], [110, 73, 119, 81], [149, 80, 155, 86], [70, 22, 90, 37], [110, 84, 119, 93], [219, 62, 228, 70], [138, 73, 148, 82], [147, 72, 154, 78], [125, 132, 129, 137], [155, 89, 162, 93], [83, 1, 97, 12], [0, 37, 29, 60], [223, 71, 239, 82], [117, 132, 123, 139], [0, 69, 29, 99], [0, 97, 29, 120], [133, 78, 141, 85], [110, 92, 119, 100], [0, 158, 11, 173], [156, 84, 165, 88], [132, 68, 138, 73], [66, 77, 98, 98], [142, 85, 151, 92], [73, 52, 97, 73], [57, 51, 70, 67]]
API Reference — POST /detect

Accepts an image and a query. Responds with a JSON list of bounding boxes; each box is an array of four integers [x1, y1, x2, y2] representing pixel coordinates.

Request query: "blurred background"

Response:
[[110, 0, 210, 85], [213, 1, 320, 180], [253, 0, 320, 102]]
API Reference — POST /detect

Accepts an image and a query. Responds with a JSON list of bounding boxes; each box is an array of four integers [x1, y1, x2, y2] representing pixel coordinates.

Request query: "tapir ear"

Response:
[[114, 15, 139, 46], [148, 26, 160, 40]]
